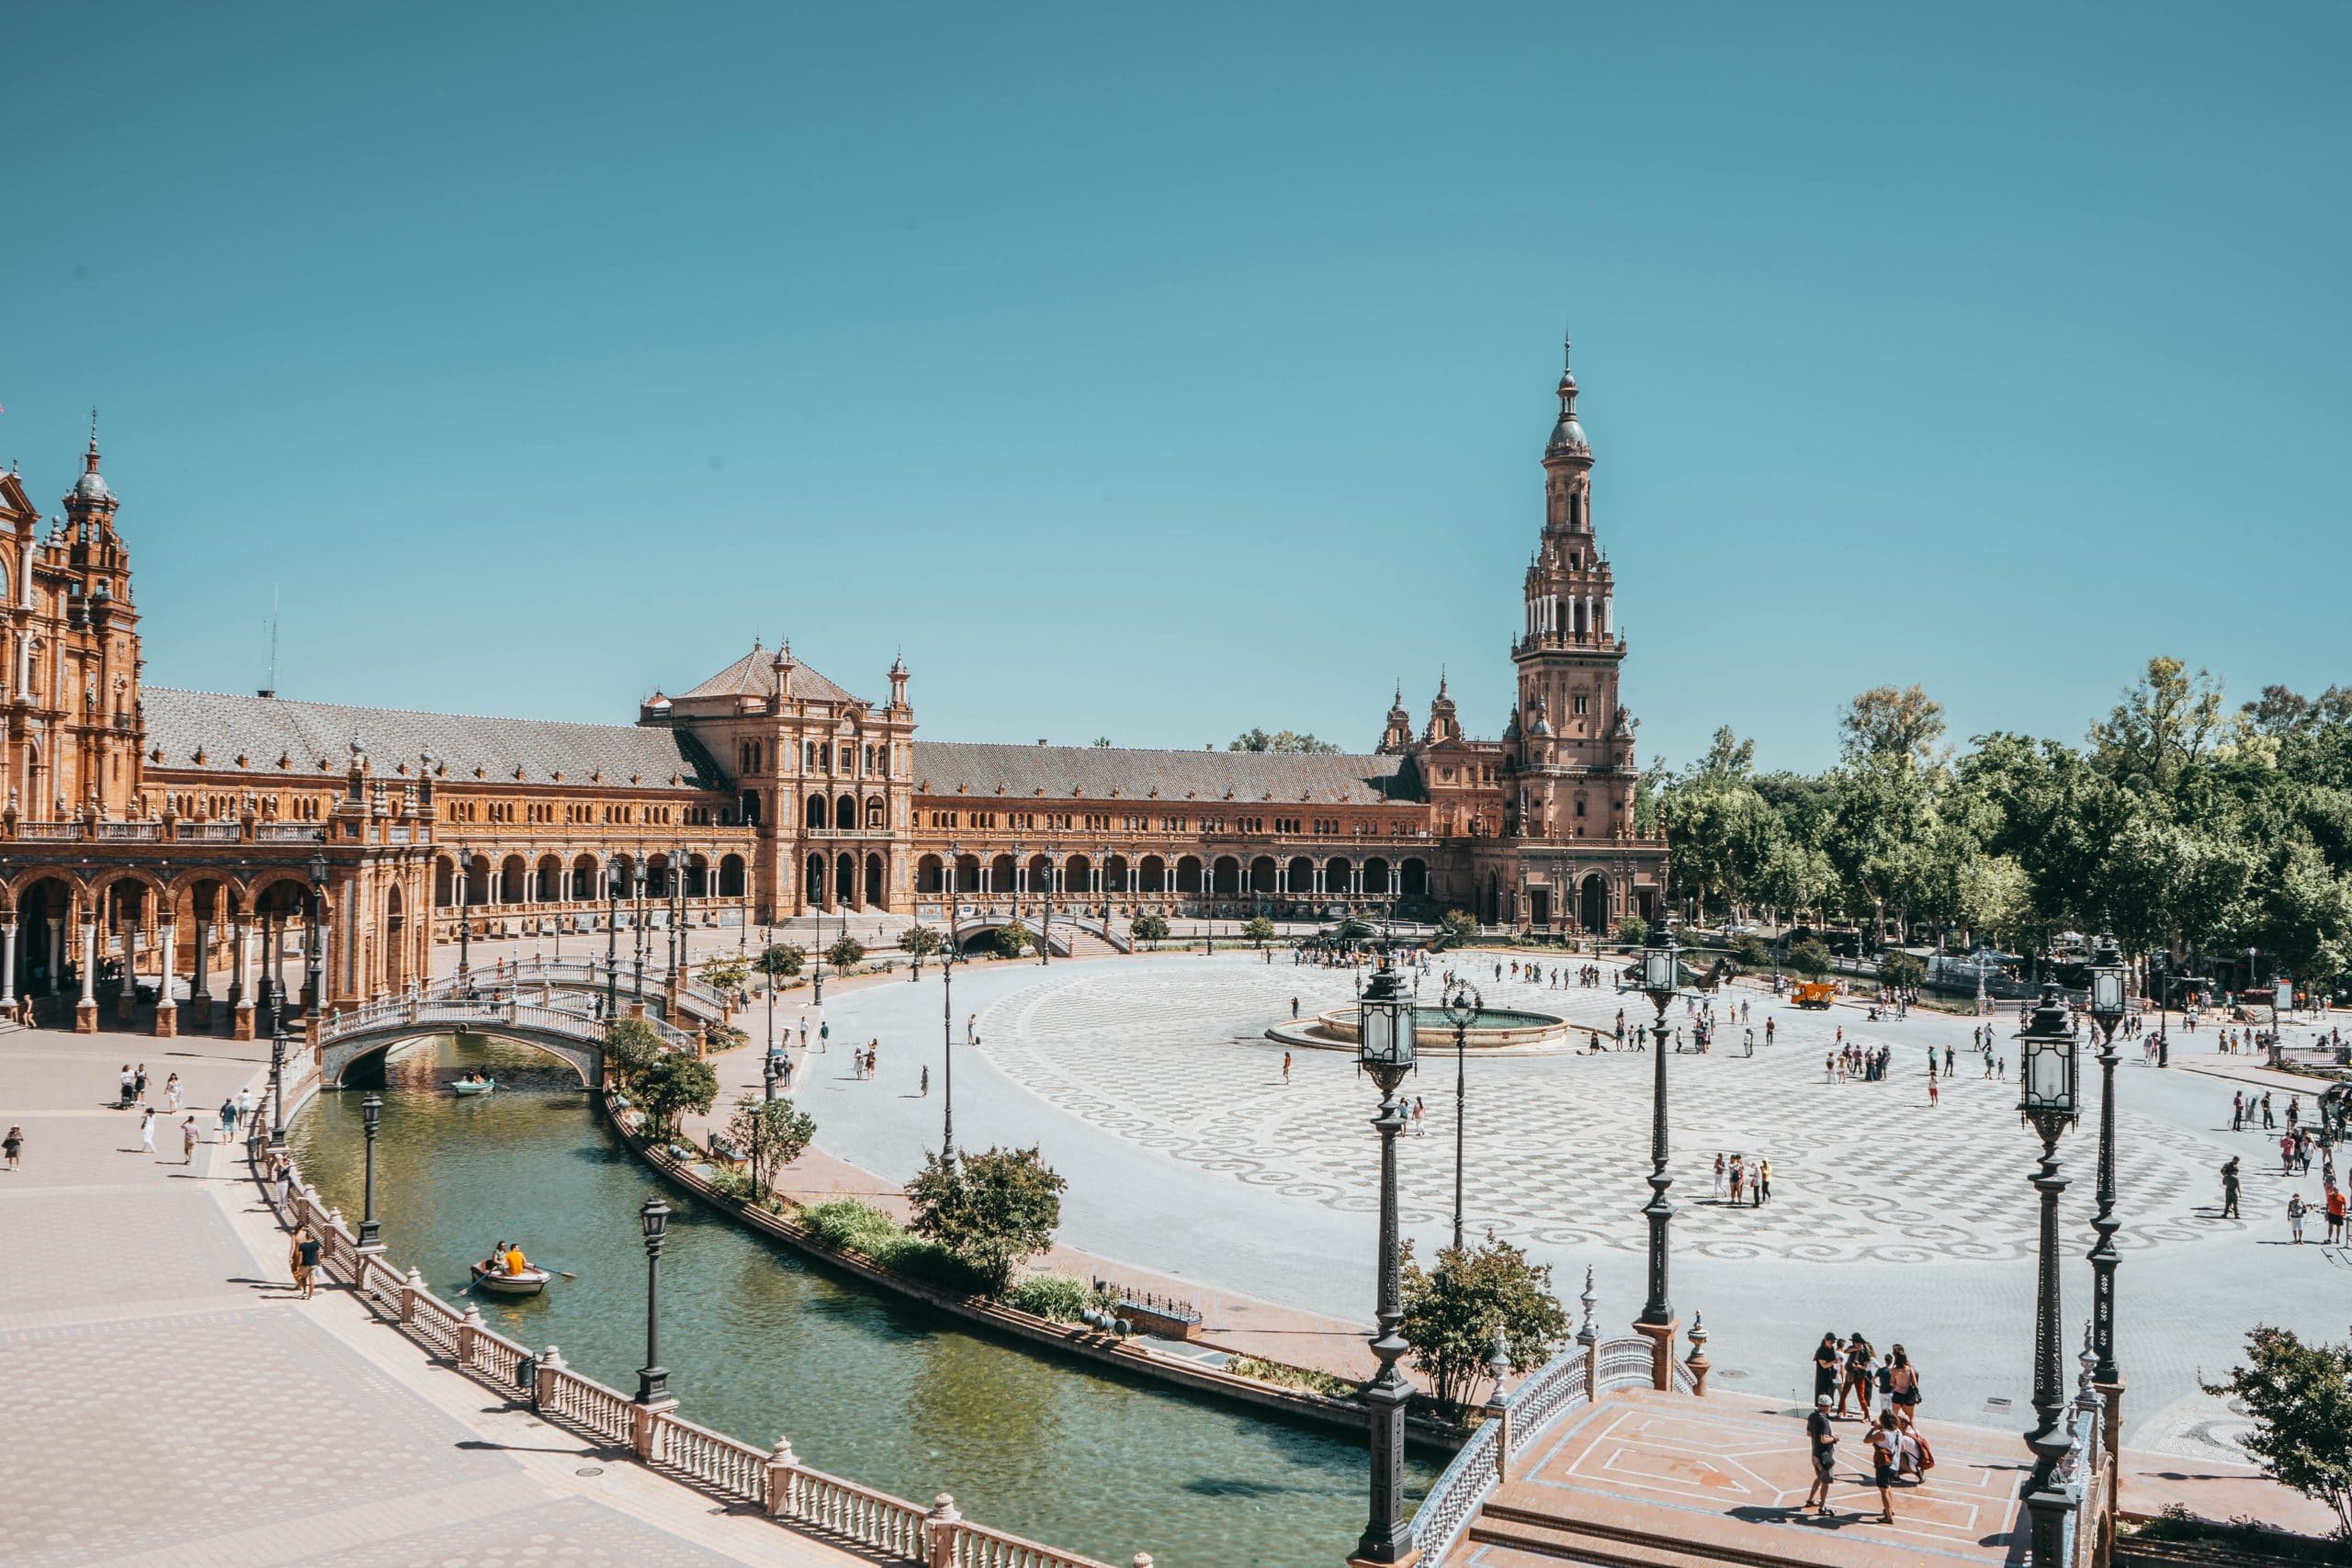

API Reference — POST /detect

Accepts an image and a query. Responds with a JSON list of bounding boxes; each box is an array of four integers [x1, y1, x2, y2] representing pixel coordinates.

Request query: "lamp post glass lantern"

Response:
[[636, 1195, 671, 1404], [2014, 975, 2079, 1568], [357, 1092, 383, 1247], [1352, 950, 1417, 1563]]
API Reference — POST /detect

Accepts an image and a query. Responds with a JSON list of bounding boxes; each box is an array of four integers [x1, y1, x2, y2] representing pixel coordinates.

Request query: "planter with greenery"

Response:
[[1399, 1233, 1570, 1416], [904, 1145, 1068, 1296]]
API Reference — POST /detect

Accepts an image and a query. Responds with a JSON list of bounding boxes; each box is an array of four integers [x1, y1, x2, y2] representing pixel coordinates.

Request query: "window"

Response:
[[1574, 694, 1589, 716]]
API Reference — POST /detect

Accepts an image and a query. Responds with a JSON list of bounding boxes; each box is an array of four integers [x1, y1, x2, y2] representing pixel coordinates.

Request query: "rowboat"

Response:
[[469, 1261, 551, 1296], [451, 1077, 497, 1097]]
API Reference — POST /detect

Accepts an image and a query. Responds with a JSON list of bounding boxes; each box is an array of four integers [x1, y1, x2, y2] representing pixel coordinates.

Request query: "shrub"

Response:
[[756, 943, 805, 979], [797, 1199, 981, 1292], [702, 1023, 749, 1055], [1225, 1353, 1358, 1399], [1788, 938, 1834, 979], [1614, 916, 1650, 946], [1733, 934, 1772, 970], [634, 1051, 720, 1139], [992, 923, 1032, 959], [1131, 913, 1170, 943], [1438, 909, 1479, 945], [2202, 1326, 2352, 1537], [827, 935, 866, 970], [905, 1145, 1068, 1297], [1005, 1273, 1092, 1322], [1242, 915, 1276, 946], [1877, 951, 1926, 991], [728, 1094, 816, 1197], [1400, 1232, 1571, 1415], [898, 924, 942, 959]]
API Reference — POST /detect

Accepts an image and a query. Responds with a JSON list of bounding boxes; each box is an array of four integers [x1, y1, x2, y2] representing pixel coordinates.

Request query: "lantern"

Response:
[[2015, 978, 2078, 1124], [1641, 919, 1678, 998], [1358, 957, 1416, 1076], [2086, 929, 2126, 1030]]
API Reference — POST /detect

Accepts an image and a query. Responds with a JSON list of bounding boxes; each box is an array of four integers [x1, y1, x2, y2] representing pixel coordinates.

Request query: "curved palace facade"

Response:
[[0, 343, 1664, 1035]]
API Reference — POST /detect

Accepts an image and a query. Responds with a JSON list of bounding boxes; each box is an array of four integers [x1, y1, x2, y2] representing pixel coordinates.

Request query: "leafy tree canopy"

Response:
[[1228, 728, 1342, 754], [904, 1145, 1068, 1297]]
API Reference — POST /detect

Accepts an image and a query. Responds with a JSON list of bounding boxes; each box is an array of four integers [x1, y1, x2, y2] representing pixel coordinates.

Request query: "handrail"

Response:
[[1409, 1417, 1501, 1566], [251, 1119, 1129, 1567]]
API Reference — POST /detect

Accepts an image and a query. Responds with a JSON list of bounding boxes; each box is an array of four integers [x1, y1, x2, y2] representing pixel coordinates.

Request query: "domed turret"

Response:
[[1544, 333, 1591, 465]]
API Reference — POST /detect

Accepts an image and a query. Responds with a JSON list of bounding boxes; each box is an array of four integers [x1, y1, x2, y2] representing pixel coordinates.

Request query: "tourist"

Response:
[[218, 1097, 238, 1143], [2287, 1191, 2306, 1245], [2324, 1183, 2345, 1246], [1713, 1153, 1727, 1201], [1756, 1156, 1771, 1205], [118, 1064, 135, 1109], [1812, 1333, 1840, 1403], [164, 1071, 182, 1111], [1802, 1394, 1838, 1516], [1728, 1155, 1745, 1205], [1282, 1052, 1292, 1085], [180, 1115, 199, 1164], [920, 1066, 929, 1097], [1840, 1332, 1874, 1419], [134, 1063, 149, 1100], [1824, 1052, 1836, 1085], [1411, 1096, 1426, 1135], [273, 1155, 293, 1211], [1927, 1072, 1939, 1110], [2221, 1156, 2241, 1218], [2, 1124, 20, 1171], [138, 1106, 157, 1154], [1884, 1345, 1919, 1421], [291, 1224, 321, 1299], [1863, 1420, 1898, 1522]]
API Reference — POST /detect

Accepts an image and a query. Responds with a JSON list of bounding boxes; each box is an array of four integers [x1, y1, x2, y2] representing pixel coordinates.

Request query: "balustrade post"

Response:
[[763, 1437, 798, 1518], [458, 1303, 482, 1366], [1684, 1313, 1711, 1397], [629, 1397, 672, 1461], [400, 1266, 423, 1324], [534, 1345, 565, 1410], [925, 1493, 962, 1568]]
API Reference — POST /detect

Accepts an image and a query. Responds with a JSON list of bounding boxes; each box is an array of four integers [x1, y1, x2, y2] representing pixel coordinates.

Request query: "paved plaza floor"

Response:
[[0, 1020, 867, 1568], [785, 949, 2348, 1475]]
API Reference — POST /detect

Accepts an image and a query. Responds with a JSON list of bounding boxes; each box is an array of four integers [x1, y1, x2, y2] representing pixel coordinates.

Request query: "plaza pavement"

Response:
[[0, 1015, 874, 1568], [763, 947, 2346, 1489]]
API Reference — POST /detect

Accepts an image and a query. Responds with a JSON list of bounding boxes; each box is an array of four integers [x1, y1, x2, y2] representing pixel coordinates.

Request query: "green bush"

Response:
[[827, 935, 866, 970], [797, 1199, 981, 1294], [1226, 1353, 1358, 1399], [1733, 934, 1772, 969], [993, 923, 1032, 959], [1005, 1273, 1092, 1322], [1131, 912, 1170, 943], [1438, 909, 1479, 945], [1788, 938, 1834, 979], [1615, 916, 1650, 946], [1242, 915, 1276, 945]]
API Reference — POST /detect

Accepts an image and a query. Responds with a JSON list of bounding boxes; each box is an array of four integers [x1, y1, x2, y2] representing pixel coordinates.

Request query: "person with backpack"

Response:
[[1801, 1395, 1839, 1516]]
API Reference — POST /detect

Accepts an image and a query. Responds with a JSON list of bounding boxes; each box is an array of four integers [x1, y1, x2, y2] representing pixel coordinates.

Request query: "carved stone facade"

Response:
[[0, 344, 1666, 1035]]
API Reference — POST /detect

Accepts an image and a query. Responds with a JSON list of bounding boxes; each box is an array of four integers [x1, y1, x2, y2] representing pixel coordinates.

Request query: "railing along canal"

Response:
[[252, 1130, 1139, 1568]]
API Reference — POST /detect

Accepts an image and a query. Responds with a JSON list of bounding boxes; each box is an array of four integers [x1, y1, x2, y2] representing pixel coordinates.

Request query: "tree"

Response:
[[1439, 908, 1480, 945], [992, 923, 1032, 958], [604, 1016, 665, 1091], [2201, 1326, 2352, 1537], [903, 1145, 1068, 1296], [727, 1093, 816, 1200], [1131, 912, 1169, 944], [1228, 728, 1341, 754], [898, 924, 943, 960], [1242, 915, 1275, 946], [756, 942, 804, 980], [1956, 853, 2031, 948], [827, 935, 865, 970], [698, 953, 749, 994], [1399, 1233, 1571, 1414], [2091, 656, 2226, 797], [1876, 951, 1925, 991], [1839, 684, 1946, 770], [1614, 915, 1649, 945], [1091, 736, 1114, 748], [1787, 938, 1833, 979], [634, 1051, 719, 1140]]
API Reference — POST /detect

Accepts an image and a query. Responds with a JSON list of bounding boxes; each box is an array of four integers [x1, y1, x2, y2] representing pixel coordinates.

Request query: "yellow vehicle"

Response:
[[1791, 981, 1838, 1010]]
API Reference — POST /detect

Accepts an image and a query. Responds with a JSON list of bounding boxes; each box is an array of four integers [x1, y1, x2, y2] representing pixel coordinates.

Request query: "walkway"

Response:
[[0, 1019, 868, 1568]]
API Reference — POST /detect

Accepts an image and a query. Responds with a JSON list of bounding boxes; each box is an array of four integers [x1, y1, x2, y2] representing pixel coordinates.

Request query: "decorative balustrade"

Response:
[[254, 1136, 1129, 1566], [16, 821, 81, 840], [1409, 1416, 1501, 1566], [175, 821, 244, 841], [1595, 1337, 1657, 1392], [320, 992, 694, 1054], [255, 823, 327, 842], [1505, 1348, 1589, 1458]]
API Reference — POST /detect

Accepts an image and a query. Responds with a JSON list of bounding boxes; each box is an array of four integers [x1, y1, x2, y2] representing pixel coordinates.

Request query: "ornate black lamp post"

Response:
[[306, 846, 328, 1017], [2015, 975, 2081, 1568], [454, 855, 472, 982], [1352, 949, 1417, 1566], [268, 1023, 289, 1150], [811, 914, 825, 1006], [2085, 927, 2128, 1469], [1629, 919, 1679, 1336], [604, 871, 621, 1019], [357, 1092, 384, 1248], [941, 842, 963, 1167], [763, 1046, 778, 1103], [1442, 980, 1483, 1254], [630, 860, 649, 1005], [636, 1195, 672, 1405], [1038, 849, 1056, 965]]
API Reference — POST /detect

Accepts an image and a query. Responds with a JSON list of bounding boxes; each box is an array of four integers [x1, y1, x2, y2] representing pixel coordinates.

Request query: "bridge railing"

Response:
[[322, 992, 695, 1054], [250, 1131, 1136, 1568]]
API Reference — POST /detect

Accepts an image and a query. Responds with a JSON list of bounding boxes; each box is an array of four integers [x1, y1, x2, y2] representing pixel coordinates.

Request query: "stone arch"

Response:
[[534, 854, 562, 902], [1064, 853, 1091, 896], [865, 795, 886, 829], [462, 853, 492, 906], [498, 854, 526, 904], [718, 853, 746, 898], [917, 853, 945, 895], [1210, 856, 1241, 897], [1104, 854, 1128, 893], [833, 852, 854, 905], [805, 795, 827, 830], [385, 883, 410, 989], [1401, 857, 1429, 899], [1249, 855, 1277, 895], [1287, 855, 1315, 896], [1326, 857, 1353, 897], [1364, 856, 1392, 896], [1175, 855, 1203, 895], [1139, 854, 1166, 894], [864, 852, 884, 907], [953, 852, 981, 894], [686, 853, 710, 898], [1025, 853, 1049, 893], [1579, 873, 1610, 934], [833, 794, 856, 830], [804, 852, 824, 905], [989, 852, 1016, 892], [322, 1025, 598, 1090], [434, 856, 457, 908], [8, 872, 80, 1002], [571, 853, 600, 900]]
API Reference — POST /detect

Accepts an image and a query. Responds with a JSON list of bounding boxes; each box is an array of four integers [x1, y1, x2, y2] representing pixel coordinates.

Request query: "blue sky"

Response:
[[3, 5, 2344, 773]]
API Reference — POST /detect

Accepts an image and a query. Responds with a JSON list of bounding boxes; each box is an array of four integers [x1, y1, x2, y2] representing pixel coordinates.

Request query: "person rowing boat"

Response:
[[470, 1238, 551, 1295]]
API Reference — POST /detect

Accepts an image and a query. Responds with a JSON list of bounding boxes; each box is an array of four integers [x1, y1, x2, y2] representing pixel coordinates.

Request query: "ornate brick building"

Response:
[[0, 343, 1664, 1034]]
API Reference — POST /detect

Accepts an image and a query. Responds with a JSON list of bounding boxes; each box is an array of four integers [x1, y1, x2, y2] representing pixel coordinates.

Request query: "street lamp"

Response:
[[268, 1024, 288, 1150], [454, 854, 472, 982], [1628, 919, 1679, 1332], [1442, 980, 1483, 1254], [2014, 974, 2081, 1568], [357, 1092, 383, 1248], [605, 870, 621, 1020], [1352, 948, 1417, 1566], [306, 846, 328, 1017], [636, 1195, 672, 1405], [631, 859, 648, 1004], [763, 1045, 778, 1103], [1038, 849, 1056, 965], [942, 842, 963, 1167], [2085, 926, 2127, 1462]]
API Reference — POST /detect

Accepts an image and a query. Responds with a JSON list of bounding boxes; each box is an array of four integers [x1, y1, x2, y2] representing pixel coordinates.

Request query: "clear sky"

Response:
[[3, 5, 2344, 774]]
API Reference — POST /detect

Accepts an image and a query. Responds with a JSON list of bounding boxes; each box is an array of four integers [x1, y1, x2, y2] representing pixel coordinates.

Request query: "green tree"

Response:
[[1614, 915, 1649, 945], [993, 923, 1032, 958], [903, 1145, 1068, 1296], [726, 1093, 816, 1201], [1787, 938, 1833, 979], [1242, 915, 1275, 946], [1439, 908, 1481, 945], [2201, 1326, 2352, 1537], [1399, 1233, 1571, 1414], [698, 953, 749, 994], [827, 934, 866, 970], [756, 942, 805, 980], [1130, 912, 1169, 944], [603, 1016, 665, 1091], [1956, 853, 2031, 948], [634, 1051, 719, 1140], [898, 924, 943, 960], [1839, 683, 1947, 770], [2091, 655, 2226, 797], [1229, 728, 1341, 754], [1876, 951, 1925, 991], [1757, 838, 1838, 929], [1091, 736, 1114, 748]]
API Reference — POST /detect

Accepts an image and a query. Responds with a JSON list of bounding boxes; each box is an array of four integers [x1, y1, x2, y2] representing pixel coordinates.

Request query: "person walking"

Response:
[[164, 1071, 182, 1112], [1803, 1394, 1839, 1516], [2324, 1183, 2346, 1246], [1757, 1156, 1772, 1205], [180, 1115, 199, 1165], [1840, 1332, 1875, 1419], [118, 1064, 136, 1109], [138, 1107, 157, 1155], [2232, 1091, 2244, 1132], [2, 1124, 20, 1171], [1885, 1346, 1920, 1421], [133, 1063, 149, 1100], [291, 1225, 321, 1300], [2221, 1156, 2241, 1218], [1283, 1051, 1292, 1085], [218, 1097, 238, 1144], [1713, 1152, 1728, 1200], [919, 1066, 929, 1097], [2287, 1191, 2307, 1245]]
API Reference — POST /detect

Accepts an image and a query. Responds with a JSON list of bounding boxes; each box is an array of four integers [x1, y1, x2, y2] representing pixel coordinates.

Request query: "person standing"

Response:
[[2324, 1183, 2346, 1246], [1758, 1156, 1772, 1205], [2221, 1156, 2242, 1218], [1714, 1152, 1728, 1200], [2287, 1191, 2307, 1245], [1812, 1333, 1841, 1404], [180, 1115, 198, 1165], [2, 1124, 21, 1171], [133, 1063, 149, 1100], [138, 1107, 158, 1155], [1282, 1051, 1292, 1084], [1802, 1395, 1839, 1517], [2232, 1091, 2245, 1132], [919, 1066, 929, 1097], [291, 1225, 321, 1300], [1840, 1333, 1875, 1419], [1864, 1419, 1898, 1523], [1885, 1346, 1919, 1420], [1728, 1155, 1746, 1206]]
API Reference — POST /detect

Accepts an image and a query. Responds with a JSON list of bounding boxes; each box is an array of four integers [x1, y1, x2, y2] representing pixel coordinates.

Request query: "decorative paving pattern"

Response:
[[976, 964, 2240, 1265], [281, 1495, 754, 1568]]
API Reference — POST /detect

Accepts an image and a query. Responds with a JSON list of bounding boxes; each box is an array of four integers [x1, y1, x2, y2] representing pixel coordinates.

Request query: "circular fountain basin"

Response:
[[1274, 1003, 1574, 1053]]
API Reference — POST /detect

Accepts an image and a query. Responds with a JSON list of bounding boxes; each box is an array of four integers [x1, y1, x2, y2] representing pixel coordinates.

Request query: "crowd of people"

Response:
[[1803, 1331, 1932, 1521]]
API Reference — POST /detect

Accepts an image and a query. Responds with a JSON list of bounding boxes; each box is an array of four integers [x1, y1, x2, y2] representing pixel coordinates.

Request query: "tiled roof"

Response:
[[143, 688, 723, 791], [673, 646, 865, 707], [911, 741, 1419, 805]]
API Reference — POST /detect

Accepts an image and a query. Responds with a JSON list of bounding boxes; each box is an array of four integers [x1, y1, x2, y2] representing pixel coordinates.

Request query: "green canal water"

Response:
[[288, 1034, 1429, 1567]]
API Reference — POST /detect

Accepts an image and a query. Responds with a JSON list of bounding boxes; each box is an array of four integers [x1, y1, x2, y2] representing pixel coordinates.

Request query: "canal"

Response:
[[289, 1033, 1430, 1567]]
